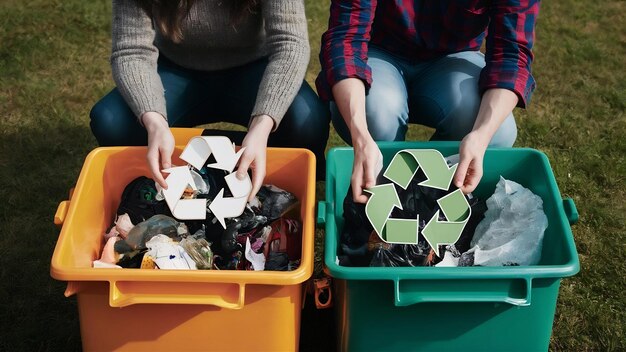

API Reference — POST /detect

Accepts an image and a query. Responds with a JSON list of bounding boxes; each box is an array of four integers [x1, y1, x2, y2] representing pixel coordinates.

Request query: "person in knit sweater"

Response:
[[90, 0, 329, 199]]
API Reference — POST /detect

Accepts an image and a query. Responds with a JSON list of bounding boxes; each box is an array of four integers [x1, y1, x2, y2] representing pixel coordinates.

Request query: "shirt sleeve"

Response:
[[315, 0, 377, 101], [480, 0, 540, 108], [252, 0, 310, 131], [110, 0, 167, 120]]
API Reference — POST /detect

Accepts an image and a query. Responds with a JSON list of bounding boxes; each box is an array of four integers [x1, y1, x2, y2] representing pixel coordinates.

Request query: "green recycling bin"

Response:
[[319, 141, 579, 352]]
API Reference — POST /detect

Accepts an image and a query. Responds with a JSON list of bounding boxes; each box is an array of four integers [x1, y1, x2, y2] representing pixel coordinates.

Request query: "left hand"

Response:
[[453, 130, 490, 194], [236, 115, 275, 201]]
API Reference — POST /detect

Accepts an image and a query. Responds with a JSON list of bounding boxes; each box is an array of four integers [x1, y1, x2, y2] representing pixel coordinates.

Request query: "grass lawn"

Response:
[[1, 0, 624, 351]]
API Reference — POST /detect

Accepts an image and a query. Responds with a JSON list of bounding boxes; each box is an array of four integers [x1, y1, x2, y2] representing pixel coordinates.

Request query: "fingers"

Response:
[[454, 155, 471, 190], [454, 156, 483, 194], [145, 123, 173, 190], [160, 145, 172, 170], [357, 159, 377, 203], [460, 160, 483, 194], [236, 153, 253, 181], [147, 145, 168, 189], [351, 167, 367, 204], [352, 147, 383, 204], [248, 166, 265, 201], [363, 158, 377, 189], [352, 160, 373, 204], [237, 152, 265, 202], [353, 190, 369, 204]]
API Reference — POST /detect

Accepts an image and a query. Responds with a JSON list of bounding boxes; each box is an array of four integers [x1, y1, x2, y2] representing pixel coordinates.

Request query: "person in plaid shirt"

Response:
[[317, 0, 540, 203]]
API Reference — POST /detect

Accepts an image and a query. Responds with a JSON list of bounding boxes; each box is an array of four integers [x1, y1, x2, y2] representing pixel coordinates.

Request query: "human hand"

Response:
[[351, 134, 383, 203], [236, 115, 274, 201], [453, 131, 490, 194], [142, 112, 174, 189]]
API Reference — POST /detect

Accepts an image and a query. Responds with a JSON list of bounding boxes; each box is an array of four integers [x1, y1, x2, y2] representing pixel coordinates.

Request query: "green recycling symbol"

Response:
[[364, 149, 471, 251]]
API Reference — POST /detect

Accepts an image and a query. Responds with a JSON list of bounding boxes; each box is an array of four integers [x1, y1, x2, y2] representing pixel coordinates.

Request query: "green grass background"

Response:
[[0, 0, 624, 350]]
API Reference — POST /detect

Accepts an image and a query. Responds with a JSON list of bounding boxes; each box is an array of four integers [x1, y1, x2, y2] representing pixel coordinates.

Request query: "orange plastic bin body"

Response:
[[51, 129, 316, 351]]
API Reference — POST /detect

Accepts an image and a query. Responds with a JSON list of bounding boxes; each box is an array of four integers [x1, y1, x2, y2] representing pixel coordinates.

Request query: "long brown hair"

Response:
[[140, 0, 260, 43]]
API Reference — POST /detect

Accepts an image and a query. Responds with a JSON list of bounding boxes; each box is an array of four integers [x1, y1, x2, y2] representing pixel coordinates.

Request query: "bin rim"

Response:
[[322, 261, 579, 281], [324, 143, 580, 281], [51, 145, 316, 287]]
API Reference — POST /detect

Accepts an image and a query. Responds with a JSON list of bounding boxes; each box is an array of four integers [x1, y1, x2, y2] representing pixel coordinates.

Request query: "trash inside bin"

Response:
[[320, 141, 579, 352], [51, 137, 316, 352]]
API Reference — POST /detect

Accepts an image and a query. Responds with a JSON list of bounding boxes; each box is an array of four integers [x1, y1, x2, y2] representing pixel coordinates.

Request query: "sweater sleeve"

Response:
[[252, 0, 310, 130], [110, 0, 167, 120]]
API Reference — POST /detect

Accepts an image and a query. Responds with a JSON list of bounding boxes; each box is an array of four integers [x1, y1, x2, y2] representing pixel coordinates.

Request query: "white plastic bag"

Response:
[[467, 177, 548, 266]]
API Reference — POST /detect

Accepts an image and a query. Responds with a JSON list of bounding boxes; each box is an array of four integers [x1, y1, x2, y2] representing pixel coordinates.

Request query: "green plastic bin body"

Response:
[[321, 142, 580, 352]]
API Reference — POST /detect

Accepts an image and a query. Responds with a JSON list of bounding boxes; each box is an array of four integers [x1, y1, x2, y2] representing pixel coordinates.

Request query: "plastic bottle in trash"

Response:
[[114, 214, 188, 253]]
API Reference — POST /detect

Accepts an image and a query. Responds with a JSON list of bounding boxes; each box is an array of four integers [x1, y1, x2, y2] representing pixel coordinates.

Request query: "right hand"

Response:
[[351, 134, 383, 203], [142, 112, 174, 189], [235, 114, 274, 202]]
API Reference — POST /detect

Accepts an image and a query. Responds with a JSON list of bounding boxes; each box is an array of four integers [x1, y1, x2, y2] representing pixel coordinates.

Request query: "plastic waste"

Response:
[[117, 251, 146, 268], [140, 254, 157, 269], [104, 225, 120, 240], [190, 168, 209, 195], [180, 236, 213, 270], [244, 237, 266, 271], [145, 235, 197, 270], [100, 237, 121, 264], [92, 260, 122, 269], [115, 213, 134, 239], [368, 232, 433, 267], [265, 252, 290, 271], [114, 214, 188, 254], [253, 185, 298, 220], [339, 155, 487, 267], [464, 177, 548, 266], [220, 207, 268, 256], [435, 250, 459, 267], [262, 218, 302, 261], [117, 176, 171, 224]]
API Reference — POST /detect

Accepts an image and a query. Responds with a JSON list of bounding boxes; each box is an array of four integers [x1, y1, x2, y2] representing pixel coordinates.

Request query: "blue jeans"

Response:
[[91, 56, 330, 177], [331, 47, 517, 147]]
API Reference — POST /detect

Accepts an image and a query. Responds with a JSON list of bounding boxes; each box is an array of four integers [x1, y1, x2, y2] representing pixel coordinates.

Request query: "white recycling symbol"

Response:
[[161, 136, 251, 228]]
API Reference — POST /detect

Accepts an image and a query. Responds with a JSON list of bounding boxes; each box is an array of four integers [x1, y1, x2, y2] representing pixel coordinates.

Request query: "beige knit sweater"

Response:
[[111, 0, 310, 128]]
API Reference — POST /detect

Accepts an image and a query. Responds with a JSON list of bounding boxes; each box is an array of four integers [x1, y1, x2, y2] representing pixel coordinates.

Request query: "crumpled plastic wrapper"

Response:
[[464, 177, 548, 266], [114, 214, 188, 254], [180, 236, 213, 270], [253, 185, 298, 220], [104, 226, 120, 240], [115, 213, 134, 239], [146, 235, 197, 270]]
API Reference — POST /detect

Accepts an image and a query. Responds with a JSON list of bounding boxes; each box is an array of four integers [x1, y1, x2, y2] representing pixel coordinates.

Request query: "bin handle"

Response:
[[54, 188, 75, 227], [108, 281, 246, 309], [54, 200, 70, 227], [394, 277, 532, 307], [563, 198, 578, 225], [317, 201, 326, 225]]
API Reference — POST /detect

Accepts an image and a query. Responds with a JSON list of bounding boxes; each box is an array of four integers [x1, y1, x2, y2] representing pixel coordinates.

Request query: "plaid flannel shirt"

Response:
[[316, 0, 540, 108]]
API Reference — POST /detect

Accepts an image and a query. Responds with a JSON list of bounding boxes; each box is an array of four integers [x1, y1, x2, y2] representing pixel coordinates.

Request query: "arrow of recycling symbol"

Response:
[[209, 172, 252, 228], [161, 136, 251, 227], [365, 149, 471, 250], [161, 166, 207, 220], [180, 136, 246, 172]]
